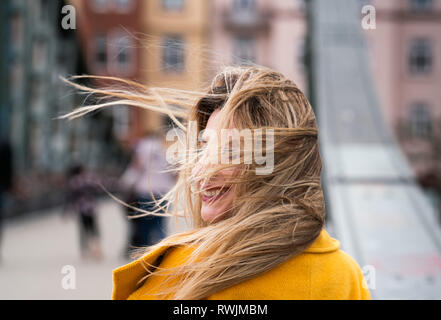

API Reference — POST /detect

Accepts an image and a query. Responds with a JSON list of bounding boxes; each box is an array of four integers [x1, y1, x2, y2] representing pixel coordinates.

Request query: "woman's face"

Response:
[[193, 109, 236, 223]]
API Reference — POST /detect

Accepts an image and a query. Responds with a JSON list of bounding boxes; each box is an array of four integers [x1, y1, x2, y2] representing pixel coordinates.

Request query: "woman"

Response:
[[62, 66, 371, 300]]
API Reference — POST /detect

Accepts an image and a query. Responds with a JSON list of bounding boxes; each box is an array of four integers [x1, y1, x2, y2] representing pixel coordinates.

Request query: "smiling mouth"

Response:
[[201, 186, 231, 203]]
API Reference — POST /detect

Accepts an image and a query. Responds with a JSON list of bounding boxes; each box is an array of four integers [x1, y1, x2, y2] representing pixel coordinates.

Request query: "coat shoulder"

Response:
[[307, 249, 372, 299], [208, 249, 371, 300]]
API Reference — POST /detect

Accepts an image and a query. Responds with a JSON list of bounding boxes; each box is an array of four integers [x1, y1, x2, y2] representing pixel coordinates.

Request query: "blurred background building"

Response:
[[141, 0, 210, 130], [211, 0, 308, 93], [364, 0, 441, 213], [71, 0, 144, 145], [1, 0, 125, 216]]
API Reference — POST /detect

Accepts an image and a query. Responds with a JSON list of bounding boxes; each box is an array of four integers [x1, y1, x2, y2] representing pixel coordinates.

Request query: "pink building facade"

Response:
[[365, 0, 441, 202], [210, 0, 308, 93]]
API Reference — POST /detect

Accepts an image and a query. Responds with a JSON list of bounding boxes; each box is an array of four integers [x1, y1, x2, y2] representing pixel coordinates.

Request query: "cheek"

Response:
[[216, 166, 240, 184], [201, 190, 234, 223]]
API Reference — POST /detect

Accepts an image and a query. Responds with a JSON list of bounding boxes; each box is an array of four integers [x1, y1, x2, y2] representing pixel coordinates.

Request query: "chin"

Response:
[[201, 207, 224, 223]]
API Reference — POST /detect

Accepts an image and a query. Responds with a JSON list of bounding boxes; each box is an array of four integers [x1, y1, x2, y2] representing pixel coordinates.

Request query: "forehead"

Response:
[[202, 109, 237, 140], [205, 109, 221, 131], [201, 109, 220, 141]]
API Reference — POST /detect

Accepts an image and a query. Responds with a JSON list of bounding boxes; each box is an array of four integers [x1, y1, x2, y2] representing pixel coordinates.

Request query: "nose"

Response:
[[191, 142, 215, 178], [191, 159, 210, 187], [192, 158, 220, 191]]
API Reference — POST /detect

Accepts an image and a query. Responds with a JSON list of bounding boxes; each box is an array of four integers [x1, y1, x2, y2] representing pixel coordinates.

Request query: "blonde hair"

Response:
[[60, 65, 325, 299]]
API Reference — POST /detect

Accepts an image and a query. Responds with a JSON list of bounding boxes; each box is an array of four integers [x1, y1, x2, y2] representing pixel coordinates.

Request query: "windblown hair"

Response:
[[60, 65, 325, 299]]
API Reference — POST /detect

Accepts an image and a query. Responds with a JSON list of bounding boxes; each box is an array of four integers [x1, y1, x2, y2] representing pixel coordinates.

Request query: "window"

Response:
[[91, 0, 134, 13], [29, 81, 46, 118], [410, 0, 433, 11], [32, 37, 48, 72], [10, 63, 24, 97], [38, 0, 49, 22], [109, 33, 134, 74], [409, 103, 431, 138], [115, 37, 130, 69], [94, 34, 107, 70], [162, 0, 185, 11], [112, 107, 130, 139], [10, 13, 24, 51], [297, 0, 308, 11], [114, 0, 134, 13], [409, 38, 432, 74], [162, 36, 184, 72], [233, 0, 255, 11], [92, 0, 109, 13], [233, 36, 255, 65]]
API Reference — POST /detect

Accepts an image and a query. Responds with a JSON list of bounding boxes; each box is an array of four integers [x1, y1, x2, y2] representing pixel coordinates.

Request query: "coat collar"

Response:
[[112, 245, 170, 300], [112, 228, 340, 299], [303, 228, 340, 253]]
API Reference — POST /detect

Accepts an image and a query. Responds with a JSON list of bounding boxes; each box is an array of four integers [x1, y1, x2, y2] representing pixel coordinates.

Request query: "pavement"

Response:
[[0, 199, 189, 300]]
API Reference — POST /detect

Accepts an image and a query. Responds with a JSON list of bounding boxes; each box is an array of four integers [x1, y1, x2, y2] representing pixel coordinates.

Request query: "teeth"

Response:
[[202, 188, 228, 197]]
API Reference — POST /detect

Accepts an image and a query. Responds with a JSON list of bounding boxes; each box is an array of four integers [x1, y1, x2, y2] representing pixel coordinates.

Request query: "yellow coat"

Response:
[[112, 229, 371, 300]]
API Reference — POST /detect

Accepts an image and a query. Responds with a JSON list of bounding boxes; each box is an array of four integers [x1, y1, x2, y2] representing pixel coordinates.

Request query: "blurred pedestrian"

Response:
[[64, 164, 102, 260], [120, 128, 175, 258], [0, 138, 13, 262]]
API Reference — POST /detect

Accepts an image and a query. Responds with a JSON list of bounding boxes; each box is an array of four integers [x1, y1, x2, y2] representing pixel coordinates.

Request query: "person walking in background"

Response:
[[0, 139, 13, 263], [120, 128, 176, 258], [64, 164, 102, 261]]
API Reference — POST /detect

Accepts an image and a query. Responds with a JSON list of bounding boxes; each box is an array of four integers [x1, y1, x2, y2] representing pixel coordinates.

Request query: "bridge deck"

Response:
[[311, 0, 441, 299]]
